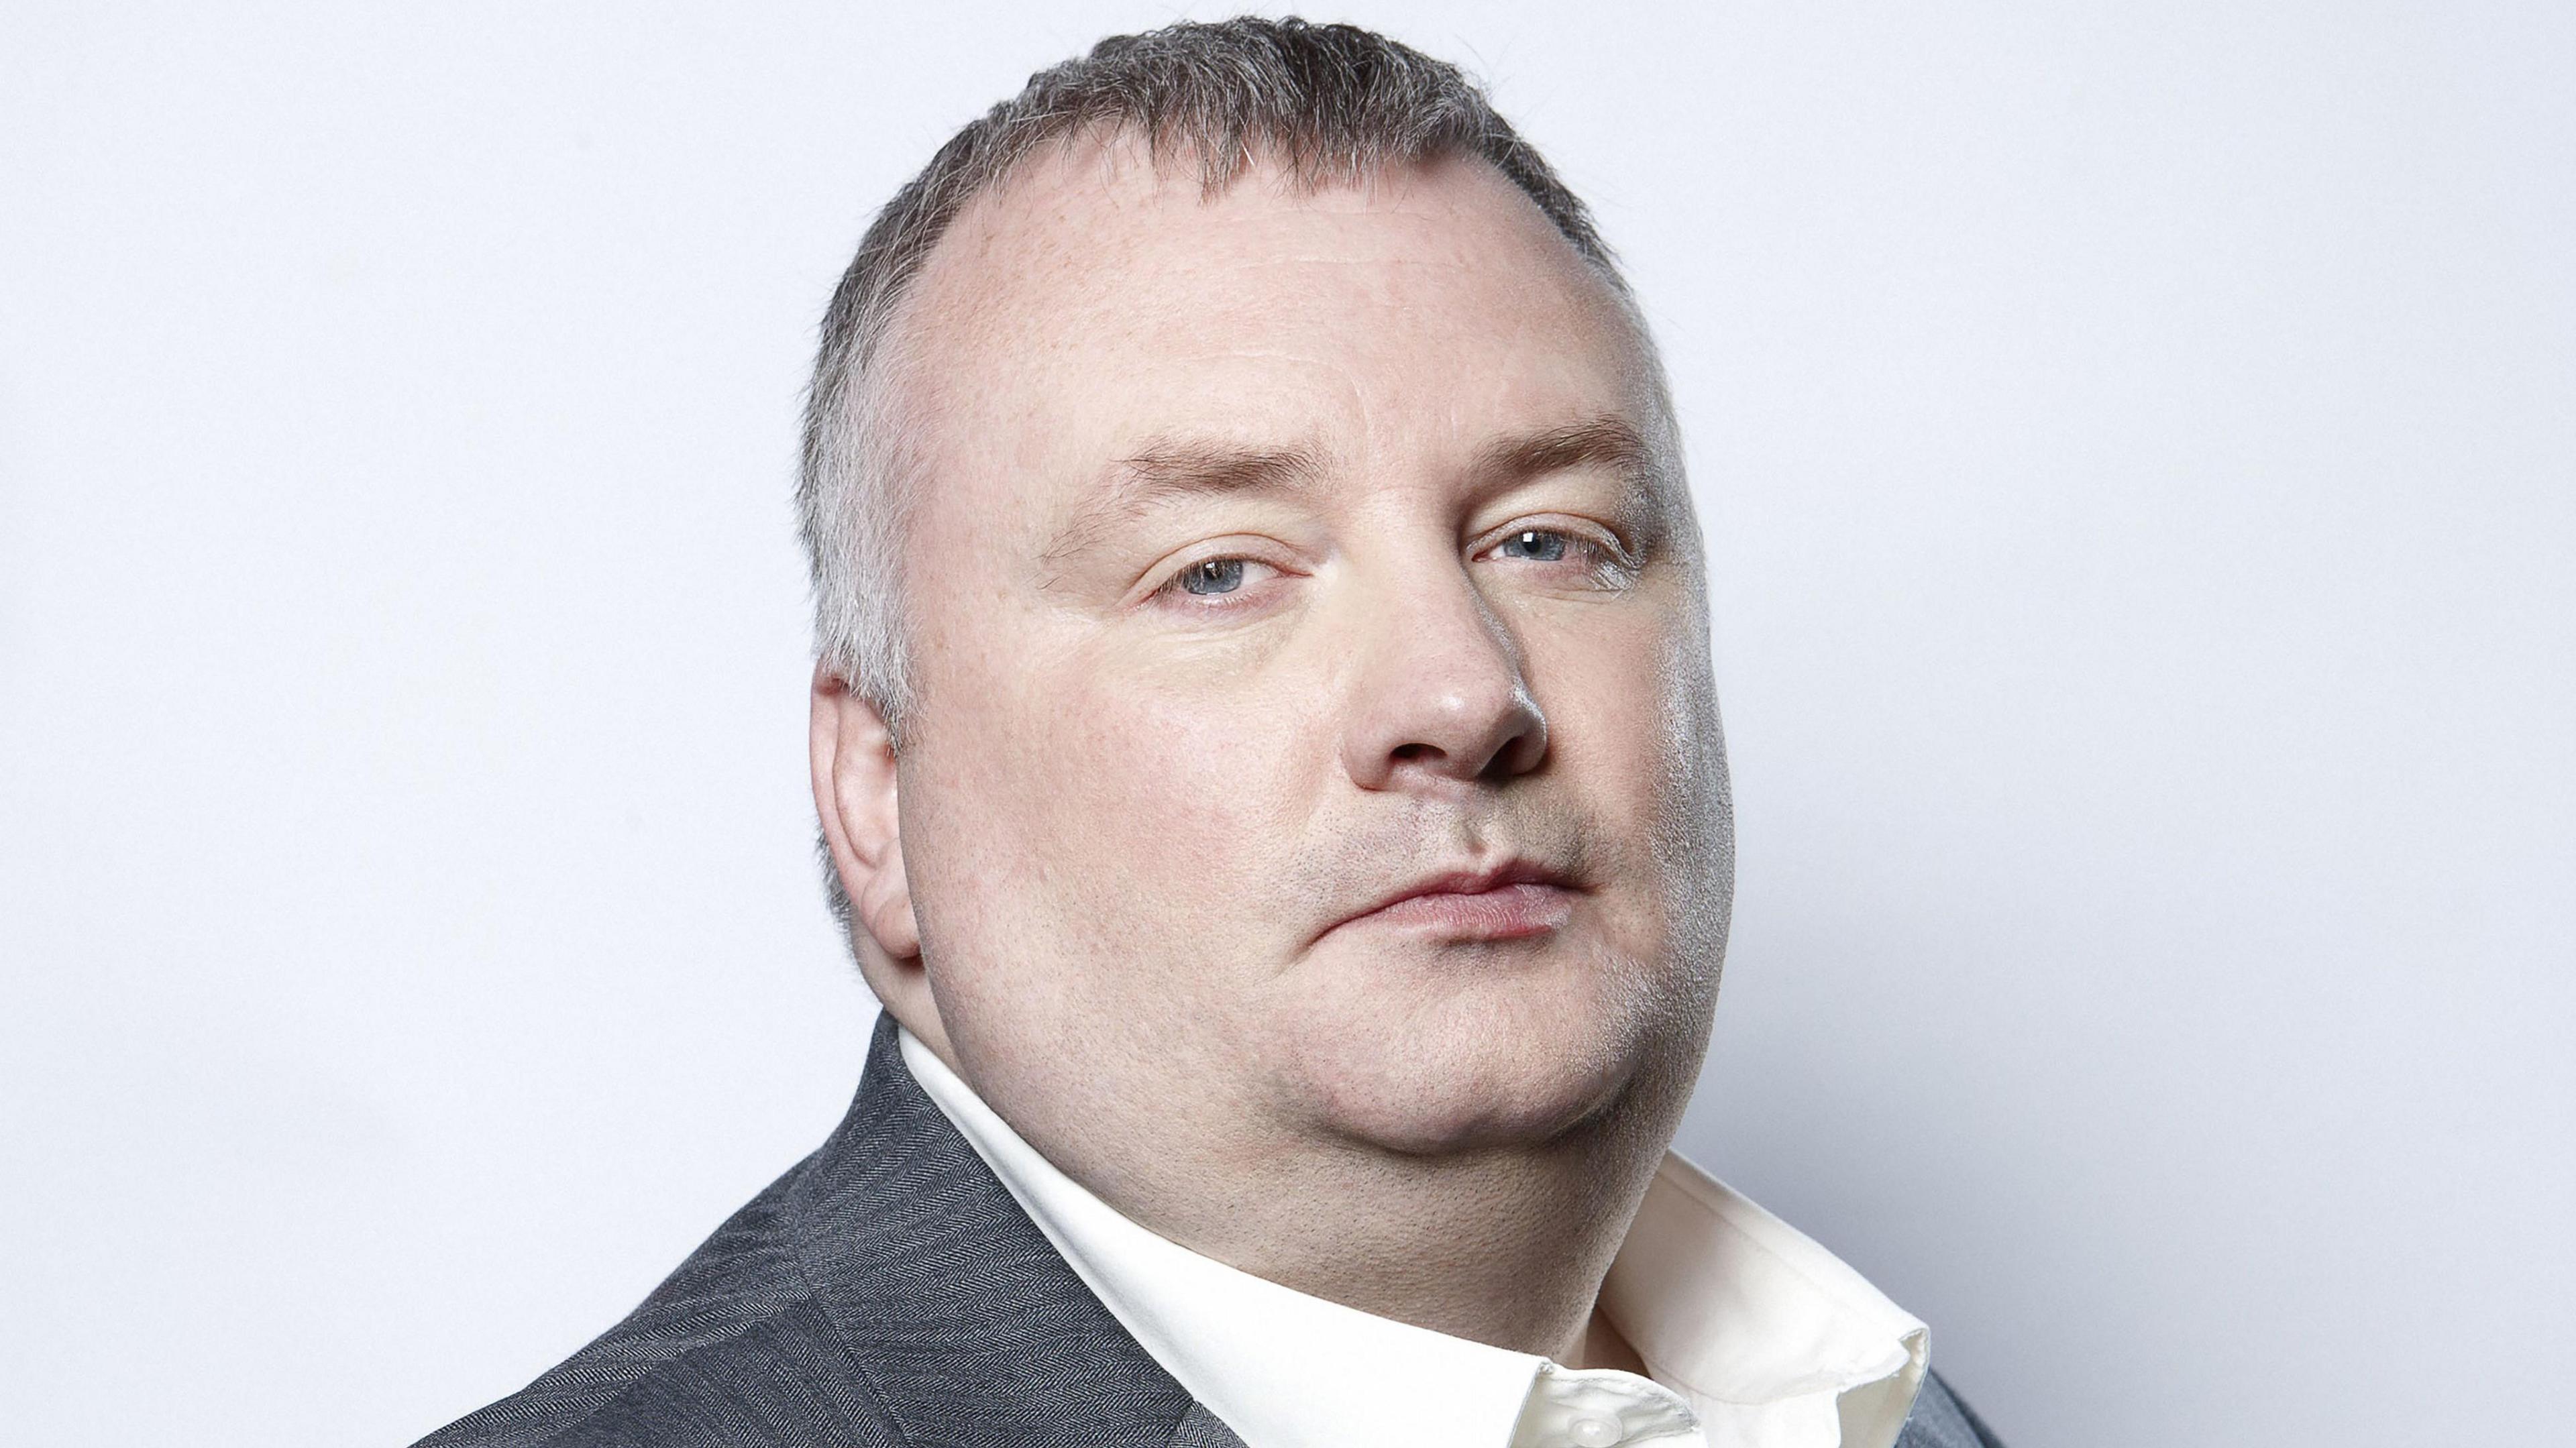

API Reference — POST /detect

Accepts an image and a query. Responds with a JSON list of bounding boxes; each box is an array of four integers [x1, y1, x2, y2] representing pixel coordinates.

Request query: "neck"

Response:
[[1570, 1302, 1653, 1374], [1108, 1085, 1683, 1362]]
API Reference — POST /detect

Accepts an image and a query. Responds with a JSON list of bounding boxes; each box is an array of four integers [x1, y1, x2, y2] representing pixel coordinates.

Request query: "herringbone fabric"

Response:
[[414, 1015, 2001, 1447]]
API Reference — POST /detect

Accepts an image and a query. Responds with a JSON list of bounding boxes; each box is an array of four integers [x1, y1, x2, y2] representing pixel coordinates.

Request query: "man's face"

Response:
[[881, 142, 1731, 1178]]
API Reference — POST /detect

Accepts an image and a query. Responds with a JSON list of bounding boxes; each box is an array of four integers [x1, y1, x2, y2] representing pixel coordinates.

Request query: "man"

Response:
[[421, 17, 2002, 1448]]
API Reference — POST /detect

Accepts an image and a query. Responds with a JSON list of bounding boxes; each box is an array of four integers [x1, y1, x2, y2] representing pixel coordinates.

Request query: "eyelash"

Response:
[[1474, 522, 1638, 590]]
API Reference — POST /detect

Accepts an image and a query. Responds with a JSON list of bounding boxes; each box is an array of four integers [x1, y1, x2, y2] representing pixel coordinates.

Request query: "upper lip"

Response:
[[1332, 857, 1579, 931]]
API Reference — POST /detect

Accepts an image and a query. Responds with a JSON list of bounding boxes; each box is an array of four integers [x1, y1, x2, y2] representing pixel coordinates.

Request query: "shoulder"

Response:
[[409, 1159, 898, 1448], [411, 1017, 1197, 1448]]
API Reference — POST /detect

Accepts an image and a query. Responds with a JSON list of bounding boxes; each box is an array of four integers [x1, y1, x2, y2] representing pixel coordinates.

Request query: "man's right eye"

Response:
[[1144, 552, 1287, 608], [1178, 558, 1247, 596]]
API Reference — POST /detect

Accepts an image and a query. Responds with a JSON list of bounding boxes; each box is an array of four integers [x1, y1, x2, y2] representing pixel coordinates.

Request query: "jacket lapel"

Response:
[[1166, 1402, 1251, 1448], [1894, 1371, 2004, 1448]]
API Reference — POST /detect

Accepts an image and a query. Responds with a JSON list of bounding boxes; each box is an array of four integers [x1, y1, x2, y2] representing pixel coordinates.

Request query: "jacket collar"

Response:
[[786, 1013, 1213, 1447]]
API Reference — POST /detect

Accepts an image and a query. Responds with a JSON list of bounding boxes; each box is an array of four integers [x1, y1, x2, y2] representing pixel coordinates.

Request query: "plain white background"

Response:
[[3, 3, 2568, 1443]]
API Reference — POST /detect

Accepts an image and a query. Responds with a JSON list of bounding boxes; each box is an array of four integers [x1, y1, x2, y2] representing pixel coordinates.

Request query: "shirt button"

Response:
[[1567, 1415, 1623, 1448]]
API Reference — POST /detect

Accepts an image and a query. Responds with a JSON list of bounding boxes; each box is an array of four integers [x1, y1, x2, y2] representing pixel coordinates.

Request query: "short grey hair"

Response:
[[795, 15, 1648, 743]]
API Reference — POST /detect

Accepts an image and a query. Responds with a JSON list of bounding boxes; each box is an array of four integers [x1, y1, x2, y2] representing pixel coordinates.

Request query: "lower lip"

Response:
[[1349, 882, 1576, 941]]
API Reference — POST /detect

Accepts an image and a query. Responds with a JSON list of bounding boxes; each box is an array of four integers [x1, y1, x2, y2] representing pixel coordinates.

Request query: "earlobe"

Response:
[[857, 835, 922, 960], [809, 667, 922, 967]]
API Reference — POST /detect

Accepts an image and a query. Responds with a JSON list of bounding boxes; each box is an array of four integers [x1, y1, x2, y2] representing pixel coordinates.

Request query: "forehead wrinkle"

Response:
[[1039, 437, 1326, 577]]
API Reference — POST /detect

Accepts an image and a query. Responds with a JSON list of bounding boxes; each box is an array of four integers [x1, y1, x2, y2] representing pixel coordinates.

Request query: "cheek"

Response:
[[1525, 597, 1729, 944], [1529, 607, 1688, 817], [944, 639, 1323, 962], [1067, 677, 1308, 886]]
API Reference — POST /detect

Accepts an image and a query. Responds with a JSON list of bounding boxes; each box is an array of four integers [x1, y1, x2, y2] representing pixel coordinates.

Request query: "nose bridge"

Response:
[[1338, 534, 1546, 787]]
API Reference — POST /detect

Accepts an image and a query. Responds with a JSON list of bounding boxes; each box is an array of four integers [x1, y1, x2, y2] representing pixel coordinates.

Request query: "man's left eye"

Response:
[[1495, 528, 1572, 562]]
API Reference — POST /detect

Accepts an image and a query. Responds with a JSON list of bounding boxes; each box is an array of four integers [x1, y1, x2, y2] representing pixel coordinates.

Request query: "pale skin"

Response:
[[811, 135, 1733, 1373]]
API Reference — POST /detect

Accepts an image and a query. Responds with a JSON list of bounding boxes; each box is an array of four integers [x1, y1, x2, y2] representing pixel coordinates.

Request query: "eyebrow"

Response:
[[1473, 414, 1660, 495], [1042, 439, 1323, 571]]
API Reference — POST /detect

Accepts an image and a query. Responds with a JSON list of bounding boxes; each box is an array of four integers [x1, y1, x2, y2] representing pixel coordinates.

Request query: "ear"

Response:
[[810, 665, 945, 1043]]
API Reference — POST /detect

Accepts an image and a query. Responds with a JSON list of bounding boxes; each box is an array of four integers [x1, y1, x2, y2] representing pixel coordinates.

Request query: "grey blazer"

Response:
[[417, 1016, 2003, 1447]]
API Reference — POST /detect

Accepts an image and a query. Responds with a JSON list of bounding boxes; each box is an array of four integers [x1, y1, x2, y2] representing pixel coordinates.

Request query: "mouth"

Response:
[[1328, 858, 1581, 943]]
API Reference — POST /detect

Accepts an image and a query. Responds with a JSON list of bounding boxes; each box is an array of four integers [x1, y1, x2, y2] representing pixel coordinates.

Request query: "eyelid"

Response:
[[1137, 539, 1302, 606], [1472, 516, 1638, 568]]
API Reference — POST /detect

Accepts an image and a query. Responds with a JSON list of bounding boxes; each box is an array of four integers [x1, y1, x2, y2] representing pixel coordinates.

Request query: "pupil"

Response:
[[1185, 559, 1245, 594], [1511, 530, 1566, 561]]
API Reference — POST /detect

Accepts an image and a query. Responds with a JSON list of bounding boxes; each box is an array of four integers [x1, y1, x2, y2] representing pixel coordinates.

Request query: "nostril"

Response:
[[1391, 742, 1440, 763]]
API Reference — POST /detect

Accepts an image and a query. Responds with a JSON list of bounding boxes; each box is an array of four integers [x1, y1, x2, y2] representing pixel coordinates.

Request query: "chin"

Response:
[[1273, 944, 1701, 1158]]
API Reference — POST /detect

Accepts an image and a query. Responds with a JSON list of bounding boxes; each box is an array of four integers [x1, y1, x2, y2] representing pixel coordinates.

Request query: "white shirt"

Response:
[[901, 1028, 1929, 1448]]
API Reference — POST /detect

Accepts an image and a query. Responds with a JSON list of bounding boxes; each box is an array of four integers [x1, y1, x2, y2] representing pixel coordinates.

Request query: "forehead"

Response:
[[884, 135, 1658, 522]]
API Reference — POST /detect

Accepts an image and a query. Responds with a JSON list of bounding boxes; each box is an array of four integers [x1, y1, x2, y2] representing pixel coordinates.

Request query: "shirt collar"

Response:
[[1605, 1156, 1929, 1447], [898, 1025, 1925, 1448]]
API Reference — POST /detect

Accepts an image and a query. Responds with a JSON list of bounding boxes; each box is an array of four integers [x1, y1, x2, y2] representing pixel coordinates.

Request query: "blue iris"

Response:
[[1180, 558, 1247, 595]]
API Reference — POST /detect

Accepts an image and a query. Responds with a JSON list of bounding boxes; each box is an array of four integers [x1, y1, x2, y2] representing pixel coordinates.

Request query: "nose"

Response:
[[1338, 563, 1549, 791]]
